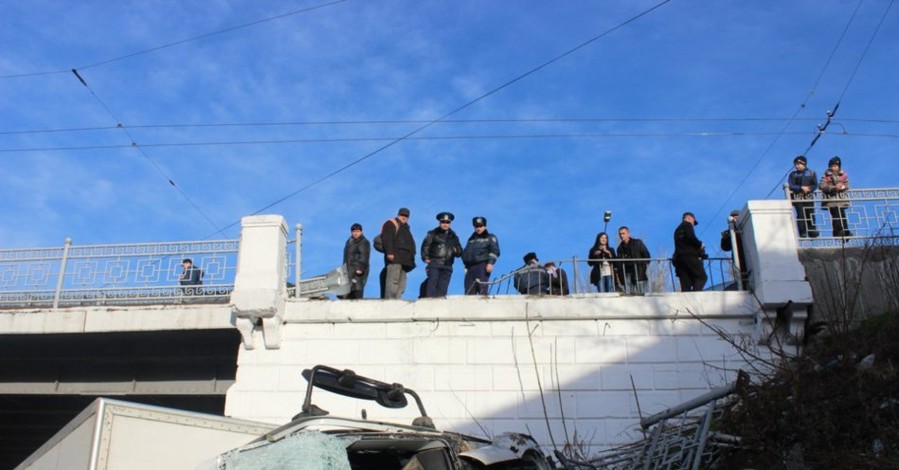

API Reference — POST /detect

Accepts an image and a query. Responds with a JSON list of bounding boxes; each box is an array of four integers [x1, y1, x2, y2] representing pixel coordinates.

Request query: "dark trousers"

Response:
[[829, 206, 850, 236], [425, 262, 453, 297], [677, 256, 707, 292], [464, 262, 490, 295], [793, 200, 818, 237]]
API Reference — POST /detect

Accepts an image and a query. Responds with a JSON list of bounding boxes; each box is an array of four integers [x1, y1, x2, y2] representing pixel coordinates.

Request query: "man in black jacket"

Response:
[[179, 258, 203, 296], [673, 212, 707, 292], [617, 226, 651, 294], [341, 223, 370, 299], [382, 207, 416, 299], [421, 212, 463, 297], [515, 252, 549, 295]]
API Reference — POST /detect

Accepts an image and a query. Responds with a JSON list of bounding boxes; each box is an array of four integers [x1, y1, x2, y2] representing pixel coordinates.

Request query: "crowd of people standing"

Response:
[[335, 153, 849, 299]]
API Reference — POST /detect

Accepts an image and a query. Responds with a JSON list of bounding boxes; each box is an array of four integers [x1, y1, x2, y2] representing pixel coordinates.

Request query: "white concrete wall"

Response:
[[224, 292, 775, 453], [0, 202, 815, 457]]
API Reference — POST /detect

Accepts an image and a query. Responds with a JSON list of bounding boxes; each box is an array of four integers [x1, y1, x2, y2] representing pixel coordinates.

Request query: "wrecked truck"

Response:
[[202, 364, 552, 469]]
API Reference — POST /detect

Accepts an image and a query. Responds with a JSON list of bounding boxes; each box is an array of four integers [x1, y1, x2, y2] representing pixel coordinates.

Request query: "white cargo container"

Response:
[[16, 398, 274, 470]]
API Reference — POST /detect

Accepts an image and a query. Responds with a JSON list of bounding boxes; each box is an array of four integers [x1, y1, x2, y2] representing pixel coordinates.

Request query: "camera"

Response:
[[603, 211, 612, 223]]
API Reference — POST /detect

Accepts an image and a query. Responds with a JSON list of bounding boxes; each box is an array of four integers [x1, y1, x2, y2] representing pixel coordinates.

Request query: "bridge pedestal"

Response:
[[229, 215, 288, 350]]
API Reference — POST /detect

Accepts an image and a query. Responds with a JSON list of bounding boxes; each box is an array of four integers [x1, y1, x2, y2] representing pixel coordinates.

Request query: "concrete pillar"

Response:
[[742, 200, 813, 345], [230, 215, 288, 350]]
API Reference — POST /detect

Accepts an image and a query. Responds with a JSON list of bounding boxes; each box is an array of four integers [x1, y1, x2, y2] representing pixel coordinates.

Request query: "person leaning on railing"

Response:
[[514, 252, 549, 295], [787, 155, 819, 238], [179, 258, 203, 296], [819, 156, 851, 237]]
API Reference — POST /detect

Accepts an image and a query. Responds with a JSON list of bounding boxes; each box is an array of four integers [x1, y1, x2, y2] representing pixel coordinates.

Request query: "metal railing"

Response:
[[477, 257, 740, 296], [0, 238, 239, 309], [556, 372, 748, 469], [782, 186, 899, 247]]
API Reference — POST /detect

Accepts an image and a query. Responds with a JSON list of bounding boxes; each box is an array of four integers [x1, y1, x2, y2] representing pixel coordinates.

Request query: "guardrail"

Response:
[[782, 186, 899, 247], [480, 257, 739, 296], [0, 238, 239, 309]]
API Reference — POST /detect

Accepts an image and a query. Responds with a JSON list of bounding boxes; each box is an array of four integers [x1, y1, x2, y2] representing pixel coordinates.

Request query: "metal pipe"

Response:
[[295, 223, 302, 298], [52, 237, 72, 310]]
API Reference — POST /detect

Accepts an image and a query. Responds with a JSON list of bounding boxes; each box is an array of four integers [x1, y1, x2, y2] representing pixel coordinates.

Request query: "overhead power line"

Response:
[[9, 129, 897, 154], [69, 69, 223, 233], [206, 0, 675, 237], [0, 0, 348, 79], [9, 116, 899, 136], [699, 0, 869, 239]]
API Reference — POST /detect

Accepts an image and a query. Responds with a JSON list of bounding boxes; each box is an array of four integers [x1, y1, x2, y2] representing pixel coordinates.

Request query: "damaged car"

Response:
[[203, 364, 552, 470]]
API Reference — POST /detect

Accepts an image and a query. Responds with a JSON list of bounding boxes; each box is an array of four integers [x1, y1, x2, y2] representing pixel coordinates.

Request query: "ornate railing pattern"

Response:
[[0, 238, 239, 309], [782, 186, 899, 247]]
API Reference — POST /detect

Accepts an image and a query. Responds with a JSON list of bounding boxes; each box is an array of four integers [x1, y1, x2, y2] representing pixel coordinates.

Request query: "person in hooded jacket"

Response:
[[421, 212, 463, 297], [461, 216, 500, 295], [341, 223, 370, 299], [819, 156, 851, 237]]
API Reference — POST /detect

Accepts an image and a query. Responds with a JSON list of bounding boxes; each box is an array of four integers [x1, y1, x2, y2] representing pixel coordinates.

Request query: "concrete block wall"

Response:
[[224, 292, 772, 453]]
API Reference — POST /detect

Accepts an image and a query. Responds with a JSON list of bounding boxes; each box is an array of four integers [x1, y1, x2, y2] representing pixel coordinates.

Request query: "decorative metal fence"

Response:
[[783, 186, 899, 247], [481, 257, 739, 296], [0, 238, 239, 309]]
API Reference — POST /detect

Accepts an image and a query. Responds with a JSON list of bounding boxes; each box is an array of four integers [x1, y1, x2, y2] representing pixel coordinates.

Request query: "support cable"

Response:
[[70, 69, 222, 233]]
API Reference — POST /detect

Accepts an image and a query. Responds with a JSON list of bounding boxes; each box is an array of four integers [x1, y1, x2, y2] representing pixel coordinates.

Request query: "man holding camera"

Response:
[[673, 212, 707, 292]]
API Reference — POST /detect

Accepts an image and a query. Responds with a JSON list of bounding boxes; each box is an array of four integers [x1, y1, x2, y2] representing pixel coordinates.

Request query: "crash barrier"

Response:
[[782, 186, 899, 247], [0, 238, 239, 309], [479, 257, 740, 296]]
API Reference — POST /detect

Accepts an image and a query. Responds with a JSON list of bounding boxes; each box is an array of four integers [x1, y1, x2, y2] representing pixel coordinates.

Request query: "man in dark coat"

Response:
[[342, 223, 370, 299], [787, 155, 819, 238], [616, 226, 651, 294], [421, 212, 463, 297], [673, 212, 707, 292], [179, 258, 203, 296], [381, 207, 416, 299], [461, 216, 500, 295], [515, 252, 549, 295]]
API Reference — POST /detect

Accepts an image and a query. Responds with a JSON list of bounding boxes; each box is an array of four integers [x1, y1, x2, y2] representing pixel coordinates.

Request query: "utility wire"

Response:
[[761, 0, 894, 200], [7, 129, 894, 154], [10, 116, 895, 136], [207, 0, 674, 237], [70, 69, 223, 233], [699, 0, 866, 239], [0, 0, 347, 79]]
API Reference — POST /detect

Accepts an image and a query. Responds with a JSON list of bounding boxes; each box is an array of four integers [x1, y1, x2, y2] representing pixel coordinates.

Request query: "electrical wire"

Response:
[[0, 0, 348, 79], [69, 69, 223, 233], [9, 116, 896, 136], [206, 0, 675, 237], [699, 0, 867, 239], [6, 129, 895, 154]]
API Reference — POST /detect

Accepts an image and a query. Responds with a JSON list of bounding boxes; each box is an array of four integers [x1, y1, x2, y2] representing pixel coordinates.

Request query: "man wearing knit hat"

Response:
[[787, 155, 819, 238], [341, 223, 370, 299]]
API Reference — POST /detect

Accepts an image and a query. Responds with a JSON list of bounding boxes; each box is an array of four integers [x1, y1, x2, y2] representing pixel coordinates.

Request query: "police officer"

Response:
[[421, 212, 463, 297], [461, 216, 501, 295]]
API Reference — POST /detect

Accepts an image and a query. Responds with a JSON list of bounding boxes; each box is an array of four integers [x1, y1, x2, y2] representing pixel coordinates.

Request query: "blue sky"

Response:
[[1, 1, 897, 297]]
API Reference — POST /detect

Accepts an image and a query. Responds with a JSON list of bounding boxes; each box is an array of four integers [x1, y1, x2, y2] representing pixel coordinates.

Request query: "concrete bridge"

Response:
[[2, 192, 897, 469]]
